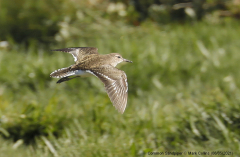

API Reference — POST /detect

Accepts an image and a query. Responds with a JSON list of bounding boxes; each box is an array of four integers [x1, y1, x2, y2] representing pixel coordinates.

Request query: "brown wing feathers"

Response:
[[91, 66, 128, 114], [51, 47, 99, 63]]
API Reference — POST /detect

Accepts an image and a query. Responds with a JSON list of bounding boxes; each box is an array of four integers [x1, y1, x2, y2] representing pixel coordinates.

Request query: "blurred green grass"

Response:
[[1, 20, 240, 156]]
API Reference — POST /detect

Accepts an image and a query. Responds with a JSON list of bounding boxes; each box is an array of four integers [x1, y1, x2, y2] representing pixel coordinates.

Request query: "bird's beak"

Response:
[[123, 58, 133, 63]]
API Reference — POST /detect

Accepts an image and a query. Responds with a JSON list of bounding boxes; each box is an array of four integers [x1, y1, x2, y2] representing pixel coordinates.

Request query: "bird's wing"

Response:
[[51, 47, 98, 62], [56, 76, 80, 84], [89, 65, 129, 114]]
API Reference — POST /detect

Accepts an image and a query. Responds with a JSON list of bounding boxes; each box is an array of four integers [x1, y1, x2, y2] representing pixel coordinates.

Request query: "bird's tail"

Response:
[[50, 66, 75, 78]]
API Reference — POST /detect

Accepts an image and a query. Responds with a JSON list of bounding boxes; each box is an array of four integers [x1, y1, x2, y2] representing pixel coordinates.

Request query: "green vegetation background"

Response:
[[0, 0, 240, 156]]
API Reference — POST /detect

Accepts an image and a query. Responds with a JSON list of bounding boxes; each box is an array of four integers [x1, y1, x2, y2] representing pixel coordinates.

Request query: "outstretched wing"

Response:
[[51, 47, 98, 62], [89, 65, 129, 114]]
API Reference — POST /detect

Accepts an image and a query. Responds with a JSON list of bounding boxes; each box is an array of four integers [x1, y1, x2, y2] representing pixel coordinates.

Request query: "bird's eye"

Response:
[[117, 56, 121, 58]]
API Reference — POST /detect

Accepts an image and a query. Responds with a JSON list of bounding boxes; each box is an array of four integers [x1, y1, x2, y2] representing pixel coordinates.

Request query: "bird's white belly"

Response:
[[73, 70, 92, 77]]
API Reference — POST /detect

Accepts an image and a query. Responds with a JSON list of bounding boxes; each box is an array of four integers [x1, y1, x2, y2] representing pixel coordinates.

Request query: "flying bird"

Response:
[[50, 47, 132, 114]]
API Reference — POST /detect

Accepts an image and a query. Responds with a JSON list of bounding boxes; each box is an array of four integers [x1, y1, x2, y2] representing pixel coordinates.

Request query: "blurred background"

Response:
[[0, 0, 240, 156]]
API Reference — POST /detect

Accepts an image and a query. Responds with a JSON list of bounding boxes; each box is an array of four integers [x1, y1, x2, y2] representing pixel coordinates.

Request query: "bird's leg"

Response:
[[57, 76, 80, 84]]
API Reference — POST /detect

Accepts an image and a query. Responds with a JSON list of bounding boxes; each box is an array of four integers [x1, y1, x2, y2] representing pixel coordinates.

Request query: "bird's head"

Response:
[[110, 53, 132, 67]]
